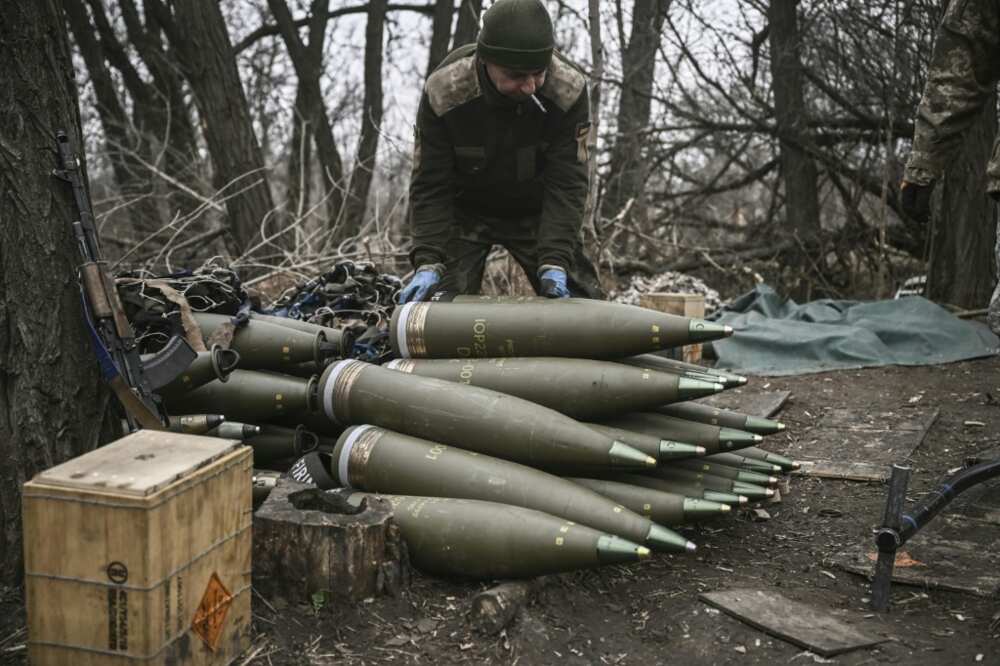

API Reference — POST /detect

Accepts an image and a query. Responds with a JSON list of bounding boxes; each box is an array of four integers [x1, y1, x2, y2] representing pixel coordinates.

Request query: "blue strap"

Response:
[[79, 286, 120, 382]]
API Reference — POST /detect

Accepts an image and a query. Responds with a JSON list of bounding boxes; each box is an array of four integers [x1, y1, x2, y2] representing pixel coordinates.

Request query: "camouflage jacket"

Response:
[[408, 44, 592, 269], [905, 0, 1000, 193]]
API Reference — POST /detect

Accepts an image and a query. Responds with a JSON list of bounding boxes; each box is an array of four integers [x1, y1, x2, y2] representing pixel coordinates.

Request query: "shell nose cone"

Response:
[[676, 377, 727, 400], [609, 441, 659, 467], [685, 541, 697, 554], [659, 440, 706, 460], [744, 416, 786, 436], [720, 428, 763, 448], [645, 524, 692, 553], [687, 319, 734, 343], [596, 535, 649, 563]]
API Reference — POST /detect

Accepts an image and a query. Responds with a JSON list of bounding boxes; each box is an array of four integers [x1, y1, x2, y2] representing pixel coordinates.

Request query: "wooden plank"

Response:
[[791, 408, 938, 482], [792, 461, 888, 482], [31, 430, 240, 496], [696, 389, 791, 419], [698, 589, 885, 657], [834, 514, 1000, 598]]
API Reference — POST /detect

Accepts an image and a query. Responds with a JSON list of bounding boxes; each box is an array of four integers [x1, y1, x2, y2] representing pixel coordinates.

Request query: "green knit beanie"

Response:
[[477, 0, 554, 71]]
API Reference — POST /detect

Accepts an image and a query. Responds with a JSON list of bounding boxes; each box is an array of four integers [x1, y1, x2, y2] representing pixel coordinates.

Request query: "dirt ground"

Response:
[[2, 356, 999, 665]]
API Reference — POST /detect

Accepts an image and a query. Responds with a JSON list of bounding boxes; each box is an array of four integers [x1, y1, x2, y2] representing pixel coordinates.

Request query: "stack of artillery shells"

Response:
[[158, 297, 794, 580]]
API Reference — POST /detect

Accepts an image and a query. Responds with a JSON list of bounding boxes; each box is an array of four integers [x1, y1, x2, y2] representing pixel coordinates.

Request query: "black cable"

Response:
[[898, 458, 1000, 544]]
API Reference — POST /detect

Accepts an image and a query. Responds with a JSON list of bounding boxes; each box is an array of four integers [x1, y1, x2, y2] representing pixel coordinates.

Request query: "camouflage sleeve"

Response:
[[538, 87, 591, 270], [905, 0, 1000, 184], [408, 92, 455, 268]]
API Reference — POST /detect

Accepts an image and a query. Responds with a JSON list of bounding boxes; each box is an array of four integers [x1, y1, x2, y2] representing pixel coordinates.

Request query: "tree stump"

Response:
[[253, 479, 408, 604]]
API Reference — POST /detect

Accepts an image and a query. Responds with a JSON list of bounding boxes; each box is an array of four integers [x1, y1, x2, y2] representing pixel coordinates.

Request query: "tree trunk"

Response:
[[927, 96, 998, 308], [269, 0, 345, 229], [341, 0, 388, 238], [584, 0, 604, 238], [120, 0, 201, 204], [63, 0, 166, 236], [85, 0, 201, 224], [768, 0, 822, 295], [148, 0, 276, 257], [426, 0, 454, 76], [287, 87, 315, 223], [603, 0, 670, 237], [452, 0, 482, 49], [0, 0, 108, 585]]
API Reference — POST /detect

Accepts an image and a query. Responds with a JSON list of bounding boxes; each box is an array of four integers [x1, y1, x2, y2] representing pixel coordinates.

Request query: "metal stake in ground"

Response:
[[871, 464, 911, 612]]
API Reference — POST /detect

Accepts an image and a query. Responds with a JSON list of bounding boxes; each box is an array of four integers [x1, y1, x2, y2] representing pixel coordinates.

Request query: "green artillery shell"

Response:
[[619, 354, 747, 387], [643, 467, 774, 500], [567, 477, 731, 525], [586, 423, 706, 461], [600, 412, 762, 454], [704, 451, 783, 474], [318, 360, 655, 469], [666, 459, 777, 486], [343, 492, 650, 579], [655, 401, 785, 435], [250, 312, 353, 356], [164, 369, 318, 423], [281, 360, 332, 379], [606, 473, 746, 505], [192, 312, 335, 371], [252, 469, 281, 505], [154, 346, 241, 400], [384, 357, 723, 420], [736, 446, 799, 471], [250, 424, 320, 465], [390, 301, 733, 360], [333, 426, 694, 553], [165, 413, 225, 434], [206, 421, 261, 440]]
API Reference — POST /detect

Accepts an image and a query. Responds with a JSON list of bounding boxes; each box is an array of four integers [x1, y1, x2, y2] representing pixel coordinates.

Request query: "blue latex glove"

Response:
[[538, 266, 570, 298], [399, 267, 442, 303]]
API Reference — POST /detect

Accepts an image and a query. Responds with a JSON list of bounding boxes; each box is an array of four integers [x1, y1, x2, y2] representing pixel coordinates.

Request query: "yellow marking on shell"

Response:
[[643, 503, 652, 511], [566, 521, 575, 526], [282, 345, 290, 353], [701, 465, 709, 471], [613, 506, 623, 513], [642, 371, 651, 380], [555, 537, 564, 546], [652, 336, 660, 344], [559, 526, 569, 533], [651, 324, 660, 333], [275, 394, 283, 401]]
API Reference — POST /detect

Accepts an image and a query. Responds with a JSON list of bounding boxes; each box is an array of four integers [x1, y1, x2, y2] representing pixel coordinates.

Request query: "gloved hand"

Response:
[[538, 265, 570, 298], [398, 265, 442, 303], [900, 180, 934, 224]]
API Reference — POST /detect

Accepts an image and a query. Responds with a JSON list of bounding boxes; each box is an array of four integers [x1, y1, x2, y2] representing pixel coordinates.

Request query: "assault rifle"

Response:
[[53, 130, 195, 431]]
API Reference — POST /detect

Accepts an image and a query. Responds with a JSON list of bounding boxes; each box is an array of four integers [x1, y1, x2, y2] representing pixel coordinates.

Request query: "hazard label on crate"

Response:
[[191, 572, 233, 651]]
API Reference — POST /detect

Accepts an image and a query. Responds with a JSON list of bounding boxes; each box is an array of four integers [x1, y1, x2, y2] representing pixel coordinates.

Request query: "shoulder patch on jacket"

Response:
[[540, 52, 587, 113], [425, 53, 481, 117]]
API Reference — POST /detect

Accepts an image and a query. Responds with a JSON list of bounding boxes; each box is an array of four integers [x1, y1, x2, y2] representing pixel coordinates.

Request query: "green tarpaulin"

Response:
[[707, 284, 999, 376]]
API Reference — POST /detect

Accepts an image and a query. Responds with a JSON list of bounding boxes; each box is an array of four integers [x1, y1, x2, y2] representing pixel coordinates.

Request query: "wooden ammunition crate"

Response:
[[639, 292, 707, 363], [23, 430, 252, 665]]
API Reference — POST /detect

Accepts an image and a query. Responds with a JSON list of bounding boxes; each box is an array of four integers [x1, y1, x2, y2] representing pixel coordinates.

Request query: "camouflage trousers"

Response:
[[436, 209, 604, 299]]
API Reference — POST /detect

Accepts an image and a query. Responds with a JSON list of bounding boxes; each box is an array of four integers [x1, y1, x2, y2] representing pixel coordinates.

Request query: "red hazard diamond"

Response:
[[191, 572, 233, 651]]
